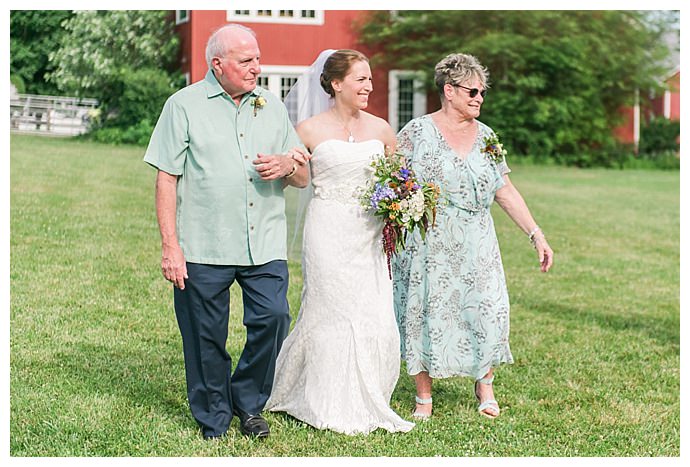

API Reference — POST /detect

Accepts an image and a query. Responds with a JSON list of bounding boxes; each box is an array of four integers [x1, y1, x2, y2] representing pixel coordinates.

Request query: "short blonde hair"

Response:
[[434, 53, 489, 98]]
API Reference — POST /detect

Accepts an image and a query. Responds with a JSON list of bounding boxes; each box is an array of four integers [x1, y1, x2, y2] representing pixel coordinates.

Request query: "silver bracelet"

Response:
[[528, 226, 541, 244]]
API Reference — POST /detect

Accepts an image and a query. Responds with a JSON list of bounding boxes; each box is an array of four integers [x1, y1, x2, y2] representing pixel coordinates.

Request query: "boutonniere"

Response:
[[252, 96, 267, 117], [482, 133, 508, 164]]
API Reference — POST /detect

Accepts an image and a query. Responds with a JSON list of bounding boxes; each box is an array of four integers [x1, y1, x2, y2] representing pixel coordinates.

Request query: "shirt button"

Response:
[[250, 225, 254, 231], [244, 155, 249, 159], [249, 177, 253, 182], [249, 202, 254, 207], [239, 133, 244, 137]]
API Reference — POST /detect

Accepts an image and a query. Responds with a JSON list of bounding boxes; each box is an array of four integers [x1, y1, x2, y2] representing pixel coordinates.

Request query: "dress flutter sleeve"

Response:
[[396, 120, 417, 164], [496, 157, 511, 176]]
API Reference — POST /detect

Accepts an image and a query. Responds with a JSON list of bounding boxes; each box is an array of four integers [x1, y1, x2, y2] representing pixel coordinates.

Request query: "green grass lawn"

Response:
[[10, 134, 679, 456]]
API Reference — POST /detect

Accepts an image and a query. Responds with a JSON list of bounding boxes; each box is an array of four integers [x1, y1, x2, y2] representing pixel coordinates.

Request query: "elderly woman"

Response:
[[393, 53, 553, 419]]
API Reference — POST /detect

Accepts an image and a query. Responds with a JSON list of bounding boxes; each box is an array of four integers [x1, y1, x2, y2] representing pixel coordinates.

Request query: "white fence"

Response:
[[10, 94, 99, 136]]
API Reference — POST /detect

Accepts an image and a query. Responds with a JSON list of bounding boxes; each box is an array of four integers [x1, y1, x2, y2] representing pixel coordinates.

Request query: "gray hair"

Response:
[[205, 24, 256, 69], [434, 53, 489, 98]]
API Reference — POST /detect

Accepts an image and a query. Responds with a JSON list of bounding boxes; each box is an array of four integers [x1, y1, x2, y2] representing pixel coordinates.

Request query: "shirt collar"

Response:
[[204, 69, 261, 101]]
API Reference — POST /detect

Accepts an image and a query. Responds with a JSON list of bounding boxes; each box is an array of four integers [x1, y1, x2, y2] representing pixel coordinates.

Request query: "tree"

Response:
[[48, 10, 184, 141], [358, 11, 678, 166], [10, 10, 74, 95]]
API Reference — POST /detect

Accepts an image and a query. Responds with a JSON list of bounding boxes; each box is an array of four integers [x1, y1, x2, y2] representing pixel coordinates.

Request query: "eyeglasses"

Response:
[[453, 84, 487, 98]]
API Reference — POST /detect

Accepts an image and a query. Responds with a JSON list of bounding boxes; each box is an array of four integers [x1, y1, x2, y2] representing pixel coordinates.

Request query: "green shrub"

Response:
[[115, 68, 183, 129], [85, 67, 183, 146], [10, 74, 26, 94], [639, 117, 680, 155], [553, 142, 634, 169], [120, 119, 156, 146], [624, 150, 680, 170], [88, 120, 155, 146]]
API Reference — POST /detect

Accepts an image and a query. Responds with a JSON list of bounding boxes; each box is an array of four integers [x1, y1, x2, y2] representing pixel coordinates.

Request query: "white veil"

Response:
[[284, 49, 336, 259], [284, 49, 336, 126]]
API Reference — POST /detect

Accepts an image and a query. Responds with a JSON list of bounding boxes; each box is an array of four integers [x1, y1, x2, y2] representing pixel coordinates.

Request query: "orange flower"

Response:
[[390, 202, 401, 211]]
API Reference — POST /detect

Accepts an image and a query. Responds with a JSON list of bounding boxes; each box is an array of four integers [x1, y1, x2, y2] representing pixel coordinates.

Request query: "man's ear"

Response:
[[211, 57, 222, 74]]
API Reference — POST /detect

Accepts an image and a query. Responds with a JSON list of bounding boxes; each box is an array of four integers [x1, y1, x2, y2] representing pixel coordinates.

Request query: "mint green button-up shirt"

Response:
[[144, 70, 301, 266]]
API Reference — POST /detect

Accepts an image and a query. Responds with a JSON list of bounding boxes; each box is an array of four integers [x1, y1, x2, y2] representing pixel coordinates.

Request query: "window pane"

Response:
[[234, 10, 250, 15], [257, 10, 272, 16], [279, 10, 294, 17], [397, 78, 415, 131], [301, 10, 316, 18], [257, 76, 269, 88], [281, 77, 298, 99], [281, 77, 299, 122]]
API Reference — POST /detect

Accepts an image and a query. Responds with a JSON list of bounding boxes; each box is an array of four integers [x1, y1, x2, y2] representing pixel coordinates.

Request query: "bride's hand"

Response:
[[287, 147, 311, 166]]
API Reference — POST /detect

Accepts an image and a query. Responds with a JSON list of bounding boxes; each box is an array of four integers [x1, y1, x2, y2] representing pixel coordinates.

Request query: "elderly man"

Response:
[[144, 24, 309, 439]]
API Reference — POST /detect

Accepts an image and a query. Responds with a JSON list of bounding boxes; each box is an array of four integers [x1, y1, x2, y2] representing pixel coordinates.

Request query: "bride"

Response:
[[265, 49, 415, 435]]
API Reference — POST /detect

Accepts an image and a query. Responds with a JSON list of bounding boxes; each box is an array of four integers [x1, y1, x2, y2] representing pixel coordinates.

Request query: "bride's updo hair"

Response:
[[320, 49, 369, 97]]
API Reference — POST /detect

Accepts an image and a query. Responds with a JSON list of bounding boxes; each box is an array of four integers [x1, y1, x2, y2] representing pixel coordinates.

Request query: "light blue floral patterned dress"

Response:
[[393, 115, 514, 380]]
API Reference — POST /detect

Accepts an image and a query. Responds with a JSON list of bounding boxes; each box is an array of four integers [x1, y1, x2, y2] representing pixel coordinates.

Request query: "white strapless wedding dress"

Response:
[[265, 139, 415, 435]]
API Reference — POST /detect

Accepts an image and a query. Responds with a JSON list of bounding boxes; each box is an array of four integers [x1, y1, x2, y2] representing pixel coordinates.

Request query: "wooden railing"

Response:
[[10, 93, 99, 136]]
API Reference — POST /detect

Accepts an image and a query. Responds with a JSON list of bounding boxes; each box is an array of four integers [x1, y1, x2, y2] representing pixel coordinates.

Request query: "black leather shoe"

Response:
[[235, 411, 270, 438]]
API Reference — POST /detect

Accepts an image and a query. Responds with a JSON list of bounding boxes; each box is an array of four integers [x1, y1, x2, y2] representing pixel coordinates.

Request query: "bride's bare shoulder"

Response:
[[362, 112, 396, 149], [296, 115, 323, 145], [296, 113, 334, 151]]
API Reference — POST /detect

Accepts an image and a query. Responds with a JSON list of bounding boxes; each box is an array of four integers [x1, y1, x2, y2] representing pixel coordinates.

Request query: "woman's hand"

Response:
[[287, 147, 311, 166], [532, 233, 553, 273]]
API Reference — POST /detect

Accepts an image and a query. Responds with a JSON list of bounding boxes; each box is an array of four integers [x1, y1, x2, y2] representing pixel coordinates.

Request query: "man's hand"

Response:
[[254, 147, 310, 180], [161, 242, 188, 289], [155, 170, 188, 289]]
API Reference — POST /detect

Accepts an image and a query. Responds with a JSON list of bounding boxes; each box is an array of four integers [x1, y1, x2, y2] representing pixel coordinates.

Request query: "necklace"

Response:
[[332, 109, 356, 143]]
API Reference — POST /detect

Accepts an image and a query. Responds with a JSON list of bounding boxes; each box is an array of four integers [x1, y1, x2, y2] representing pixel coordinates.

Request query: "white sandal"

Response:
[[474, 375, 500, 419]]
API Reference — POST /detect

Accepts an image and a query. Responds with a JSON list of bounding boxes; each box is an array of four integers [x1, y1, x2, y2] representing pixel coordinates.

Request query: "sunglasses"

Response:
[[453, 84, 487, 98]]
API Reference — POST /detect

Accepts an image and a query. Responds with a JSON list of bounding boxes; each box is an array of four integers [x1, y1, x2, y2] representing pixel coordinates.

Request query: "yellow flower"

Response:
[[253, 96, 267, 116]]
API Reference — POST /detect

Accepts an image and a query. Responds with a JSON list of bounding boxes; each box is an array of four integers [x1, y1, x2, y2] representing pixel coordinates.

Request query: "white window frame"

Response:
[[175, 10, 189, 25], [663, 90, 671, 119], [226, 10, 324, 25], [258, 65, 308, 99], [388, 70, 427, 132]]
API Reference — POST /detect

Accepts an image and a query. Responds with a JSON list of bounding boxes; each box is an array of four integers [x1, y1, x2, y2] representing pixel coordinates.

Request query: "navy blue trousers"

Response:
[[173, 260, 290, 438]]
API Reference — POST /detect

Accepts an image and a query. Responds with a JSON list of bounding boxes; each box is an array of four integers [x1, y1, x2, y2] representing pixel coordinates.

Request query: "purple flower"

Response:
[[370, 183, 397, 208]]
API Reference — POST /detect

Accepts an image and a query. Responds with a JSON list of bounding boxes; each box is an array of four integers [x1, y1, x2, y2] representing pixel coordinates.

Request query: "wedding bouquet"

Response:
[[359, 153, 440, 278]]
